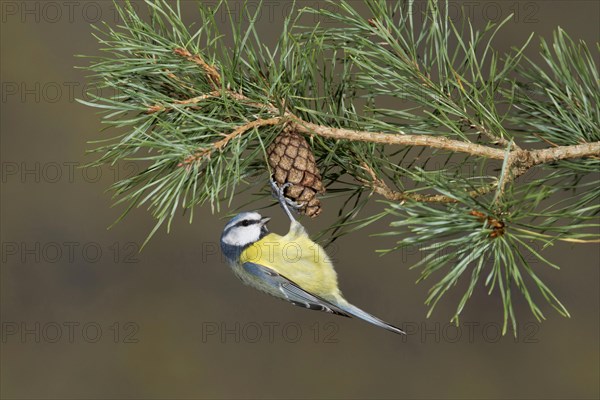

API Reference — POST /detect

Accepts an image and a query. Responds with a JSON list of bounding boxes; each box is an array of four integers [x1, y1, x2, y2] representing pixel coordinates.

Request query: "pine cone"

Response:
[[267, 126, 325, 217]]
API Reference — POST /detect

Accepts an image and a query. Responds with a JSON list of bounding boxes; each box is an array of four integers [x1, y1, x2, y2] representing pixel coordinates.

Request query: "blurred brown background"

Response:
[[1, 1, 598, 399]]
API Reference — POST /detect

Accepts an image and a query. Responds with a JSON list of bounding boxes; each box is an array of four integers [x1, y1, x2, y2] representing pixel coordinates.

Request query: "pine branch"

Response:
[[155, 45, 599, 200], [79, 0, 600, 335]]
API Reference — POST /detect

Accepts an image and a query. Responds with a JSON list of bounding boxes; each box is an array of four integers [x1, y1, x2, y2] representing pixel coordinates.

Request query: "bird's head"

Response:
[[220, 211, 271, 252]]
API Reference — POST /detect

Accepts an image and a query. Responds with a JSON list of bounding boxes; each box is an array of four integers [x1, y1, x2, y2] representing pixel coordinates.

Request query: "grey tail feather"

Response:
[[338, 302, 405, 335]]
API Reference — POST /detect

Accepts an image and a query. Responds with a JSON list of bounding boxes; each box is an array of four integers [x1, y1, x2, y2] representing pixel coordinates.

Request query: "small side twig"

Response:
[[177, 117, 286, 167], [147, 90, 221, 113], [174, 48, 222, 90], [470, 121, 517, 149], [358, 162, 458, 203], [358, 162, 498, 203]]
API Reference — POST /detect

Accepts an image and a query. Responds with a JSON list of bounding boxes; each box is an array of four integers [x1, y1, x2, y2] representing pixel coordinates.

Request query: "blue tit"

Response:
[[219, 180, 405, 335]]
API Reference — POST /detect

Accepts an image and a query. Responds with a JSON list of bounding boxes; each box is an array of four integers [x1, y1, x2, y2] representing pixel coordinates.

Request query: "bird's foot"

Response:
[[269, 178, 304, 221]]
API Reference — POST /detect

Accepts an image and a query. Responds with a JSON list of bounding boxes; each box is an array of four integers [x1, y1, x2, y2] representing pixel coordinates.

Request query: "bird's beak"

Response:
[[259, 216, 271, 235]]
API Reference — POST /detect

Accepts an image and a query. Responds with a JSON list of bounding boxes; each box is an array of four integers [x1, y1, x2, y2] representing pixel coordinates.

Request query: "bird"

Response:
[[219, 179, 405, 335]]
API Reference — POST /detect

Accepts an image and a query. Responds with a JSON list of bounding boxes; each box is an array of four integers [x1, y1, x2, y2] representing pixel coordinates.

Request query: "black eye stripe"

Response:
[[235, 219, 259, 228]]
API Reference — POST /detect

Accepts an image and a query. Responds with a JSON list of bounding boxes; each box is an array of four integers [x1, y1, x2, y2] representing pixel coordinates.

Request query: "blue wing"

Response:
[[242, 262, 351, 317]]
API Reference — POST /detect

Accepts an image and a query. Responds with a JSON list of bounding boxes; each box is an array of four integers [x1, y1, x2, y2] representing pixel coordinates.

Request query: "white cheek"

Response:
[[222, 227, 259, 247]]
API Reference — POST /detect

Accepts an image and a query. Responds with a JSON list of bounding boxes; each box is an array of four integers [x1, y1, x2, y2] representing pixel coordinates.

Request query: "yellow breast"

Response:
[[240, 231, 341, 298]]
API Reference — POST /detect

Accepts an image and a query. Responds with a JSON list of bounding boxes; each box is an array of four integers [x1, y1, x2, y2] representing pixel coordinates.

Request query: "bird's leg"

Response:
[[269, 178, 304, 223]]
